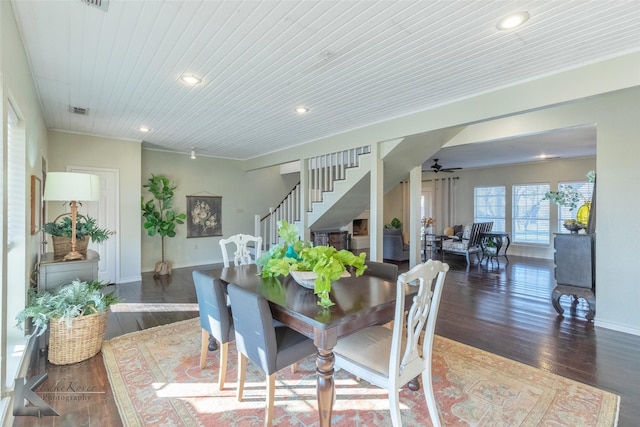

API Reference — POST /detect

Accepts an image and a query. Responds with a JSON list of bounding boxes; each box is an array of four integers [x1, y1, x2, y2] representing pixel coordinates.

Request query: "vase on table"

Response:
[[576, 201, 591, 226]]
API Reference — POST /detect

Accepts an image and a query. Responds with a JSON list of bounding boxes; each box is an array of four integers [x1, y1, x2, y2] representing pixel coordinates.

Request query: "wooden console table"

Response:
[[38, 250, 100, 292], [552, 234, 595, 321]]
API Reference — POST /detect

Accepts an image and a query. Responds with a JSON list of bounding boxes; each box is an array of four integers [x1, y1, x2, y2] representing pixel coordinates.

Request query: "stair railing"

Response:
[[307, 145, 370, 211], [257, 145, 370, 249]]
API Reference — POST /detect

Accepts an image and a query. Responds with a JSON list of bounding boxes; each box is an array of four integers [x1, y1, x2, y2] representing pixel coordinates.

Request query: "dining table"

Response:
[[207, 263, 411, 427]]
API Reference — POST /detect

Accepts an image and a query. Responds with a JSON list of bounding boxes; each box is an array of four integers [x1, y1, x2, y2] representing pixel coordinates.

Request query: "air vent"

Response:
[[69, 106, 89, 116], [80, 0, 108, 12]]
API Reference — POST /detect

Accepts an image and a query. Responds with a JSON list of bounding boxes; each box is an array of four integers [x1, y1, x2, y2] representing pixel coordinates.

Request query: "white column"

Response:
[[369, 143, 383, 261], [409, 166, 422, 268]]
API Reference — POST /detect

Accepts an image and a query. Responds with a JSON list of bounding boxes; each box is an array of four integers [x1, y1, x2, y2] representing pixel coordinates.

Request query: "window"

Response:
[[512, 184, 550, 244], [3, 100, 27, 394], [557, 181, 594, 233], [474, 186, 505, 231]]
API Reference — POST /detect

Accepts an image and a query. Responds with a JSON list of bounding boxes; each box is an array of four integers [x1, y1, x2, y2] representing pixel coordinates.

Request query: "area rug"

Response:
[[102, 318, 619, 426]]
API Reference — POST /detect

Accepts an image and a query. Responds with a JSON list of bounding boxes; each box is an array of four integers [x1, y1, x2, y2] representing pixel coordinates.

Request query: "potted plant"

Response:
[[141, 175, 187, 276], [258, 220, 367, 308], [384, 217, 402, 229], [44, 214, 113, 257], [16, 279, 121, 364], [484, 237, 498, 256]]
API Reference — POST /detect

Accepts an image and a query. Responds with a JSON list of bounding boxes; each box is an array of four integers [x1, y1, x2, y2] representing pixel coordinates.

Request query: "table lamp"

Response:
[[43, 172, 100, 261]]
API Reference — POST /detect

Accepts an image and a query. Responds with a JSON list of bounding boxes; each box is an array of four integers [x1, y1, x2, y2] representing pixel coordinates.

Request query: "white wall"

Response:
[[141, 150, 298, 272], [47, 131, 141, 283], [1, 1, 49, 423]]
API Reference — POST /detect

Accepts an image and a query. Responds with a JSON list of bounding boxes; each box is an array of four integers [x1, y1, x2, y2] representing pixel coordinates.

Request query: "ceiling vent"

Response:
[[69, 106, 89, 116], [80, 0, 109, 12]]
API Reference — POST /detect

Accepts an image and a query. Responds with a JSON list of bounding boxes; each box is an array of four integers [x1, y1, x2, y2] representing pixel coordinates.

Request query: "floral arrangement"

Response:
[[258, 220, 367, 308], [422, 217, 435, 228], [543, 170, 596, 212], [543, 185, 582, 211]]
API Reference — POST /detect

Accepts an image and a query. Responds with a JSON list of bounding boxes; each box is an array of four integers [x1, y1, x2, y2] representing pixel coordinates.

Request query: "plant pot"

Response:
[[289, 270, 350, 290], [48, 312, 108, 365], [52, 236, 89, 258], [155, 261, 172, 276]]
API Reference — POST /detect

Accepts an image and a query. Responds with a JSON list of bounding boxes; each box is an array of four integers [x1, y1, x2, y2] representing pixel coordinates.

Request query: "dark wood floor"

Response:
[[14, 254, 640, 426]]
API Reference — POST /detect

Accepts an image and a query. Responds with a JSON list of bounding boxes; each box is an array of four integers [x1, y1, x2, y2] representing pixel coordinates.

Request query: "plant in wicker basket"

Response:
[[44, 214, 113, 257], [16, 280, 121, 364]]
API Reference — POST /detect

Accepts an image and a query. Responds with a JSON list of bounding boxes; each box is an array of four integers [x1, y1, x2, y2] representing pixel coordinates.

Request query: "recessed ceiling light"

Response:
[[295, 106, 309, 114], [138, 126, 151, 132], [180, 74, 202, 85], [496, 12, 530, 30]]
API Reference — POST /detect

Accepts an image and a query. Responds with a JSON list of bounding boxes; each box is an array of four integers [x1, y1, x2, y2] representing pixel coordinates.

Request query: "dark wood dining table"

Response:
[[207, 264, 407, 427]]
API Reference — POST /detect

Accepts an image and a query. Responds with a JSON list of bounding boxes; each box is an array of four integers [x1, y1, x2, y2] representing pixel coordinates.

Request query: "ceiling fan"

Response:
[[427, 159, 462, 173]]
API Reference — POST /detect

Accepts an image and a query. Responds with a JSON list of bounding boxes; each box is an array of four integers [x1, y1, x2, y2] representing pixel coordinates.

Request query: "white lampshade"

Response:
[[43, 172, 100, 201]]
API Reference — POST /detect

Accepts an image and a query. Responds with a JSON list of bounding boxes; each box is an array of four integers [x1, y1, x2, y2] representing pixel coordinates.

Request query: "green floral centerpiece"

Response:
[[258, 220, 367, 308]]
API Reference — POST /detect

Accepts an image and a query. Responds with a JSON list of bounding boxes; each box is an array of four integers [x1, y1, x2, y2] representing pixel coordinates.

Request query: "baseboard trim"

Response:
[[595, 319, 640, 336], [117, 275, 142, 284]]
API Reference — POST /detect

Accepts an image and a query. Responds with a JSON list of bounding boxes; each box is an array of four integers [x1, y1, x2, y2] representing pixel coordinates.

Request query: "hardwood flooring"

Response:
[[14, 256, 640, 426]]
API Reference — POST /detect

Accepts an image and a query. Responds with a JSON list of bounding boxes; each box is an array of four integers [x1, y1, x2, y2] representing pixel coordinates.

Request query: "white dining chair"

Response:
[[333, 259, 448, 427], [219, 234, 262, 267]]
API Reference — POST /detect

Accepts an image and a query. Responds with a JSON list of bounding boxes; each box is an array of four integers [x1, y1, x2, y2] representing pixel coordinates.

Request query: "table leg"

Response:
[[316, 349, 336, 426]]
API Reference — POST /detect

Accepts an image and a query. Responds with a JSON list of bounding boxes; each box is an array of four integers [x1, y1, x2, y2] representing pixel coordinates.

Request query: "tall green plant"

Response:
[[141, 175, 186, 264]]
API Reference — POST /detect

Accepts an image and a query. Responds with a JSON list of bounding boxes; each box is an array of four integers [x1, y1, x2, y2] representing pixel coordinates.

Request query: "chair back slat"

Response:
[[391, 260, 448, 385], [219, 234, 263, 267]]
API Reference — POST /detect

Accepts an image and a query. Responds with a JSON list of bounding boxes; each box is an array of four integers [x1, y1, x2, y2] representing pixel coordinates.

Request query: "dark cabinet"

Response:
[[552, 233, 596, 320], [554, 234, 595, 289]]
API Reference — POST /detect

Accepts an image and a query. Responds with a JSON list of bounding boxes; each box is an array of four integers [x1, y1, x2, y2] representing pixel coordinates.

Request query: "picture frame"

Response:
[[31, 175, 42, 235], [186, 195, 222, 238]]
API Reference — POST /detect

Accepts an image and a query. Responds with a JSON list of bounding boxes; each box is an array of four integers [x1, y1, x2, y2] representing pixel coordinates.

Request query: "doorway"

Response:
[[68, 167, 119, 284]]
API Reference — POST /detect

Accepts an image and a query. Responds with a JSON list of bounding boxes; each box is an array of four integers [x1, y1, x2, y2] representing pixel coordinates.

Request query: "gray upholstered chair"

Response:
[[192, 270, 235, 390], [333, 260, 449, 427], [382, 228, 410, 261], [363, 260, 399, 282], [227, 283, 317, 427]]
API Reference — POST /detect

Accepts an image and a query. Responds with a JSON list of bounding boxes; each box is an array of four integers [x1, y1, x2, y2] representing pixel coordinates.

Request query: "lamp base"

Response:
[[63, 251, 85, 261]]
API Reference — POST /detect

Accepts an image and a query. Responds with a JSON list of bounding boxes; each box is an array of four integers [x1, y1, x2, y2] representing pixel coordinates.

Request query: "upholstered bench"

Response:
[[442, 222, 493, 265]]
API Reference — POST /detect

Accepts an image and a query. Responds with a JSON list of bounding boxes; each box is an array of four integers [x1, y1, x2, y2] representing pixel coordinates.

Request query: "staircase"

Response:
[[257, 146, 370, 248]]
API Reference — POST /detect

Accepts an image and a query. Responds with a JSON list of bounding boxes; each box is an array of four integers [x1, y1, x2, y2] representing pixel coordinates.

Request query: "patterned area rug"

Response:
[[102, 318, 619, 426]]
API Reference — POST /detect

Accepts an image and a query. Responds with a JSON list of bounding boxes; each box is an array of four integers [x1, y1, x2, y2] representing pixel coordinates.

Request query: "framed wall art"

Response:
[[30, 175, 42, 235], [186, 195, 222, 238]]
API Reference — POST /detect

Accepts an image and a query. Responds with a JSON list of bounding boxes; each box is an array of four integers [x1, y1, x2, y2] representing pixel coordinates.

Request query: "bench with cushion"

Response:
[[442, 222, 493, 265]]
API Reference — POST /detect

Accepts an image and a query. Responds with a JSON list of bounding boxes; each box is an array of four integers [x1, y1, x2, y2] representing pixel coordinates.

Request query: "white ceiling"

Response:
[[10, 0, 640, 164]]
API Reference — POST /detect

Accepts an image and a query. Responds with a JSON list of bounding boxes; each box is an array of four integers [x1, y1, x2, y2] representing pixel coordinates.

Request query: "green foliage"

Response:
[[384, 217, 402, 229], [543, 185, 582, 211], [141, 175, 187, 262], [259, 222, 367, 308], [278, 220, 300, 247], [43, 214, 113, 243], [15, 280, 122, 337]]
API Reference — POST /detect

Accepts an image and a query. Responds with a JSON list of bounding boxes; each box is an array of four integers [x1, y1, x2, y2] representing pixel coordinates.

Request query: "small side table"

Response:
[[480, 231, 511, 266], [422, 234, 444, 260], [38, 250, 100, 292]]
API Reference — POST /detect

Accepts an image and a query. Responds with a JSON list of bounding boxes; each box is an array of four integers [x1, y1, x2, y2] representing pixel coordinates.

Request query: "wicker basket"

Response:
[[52, 236, 89, 258], [48, 311, 108, 365]]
